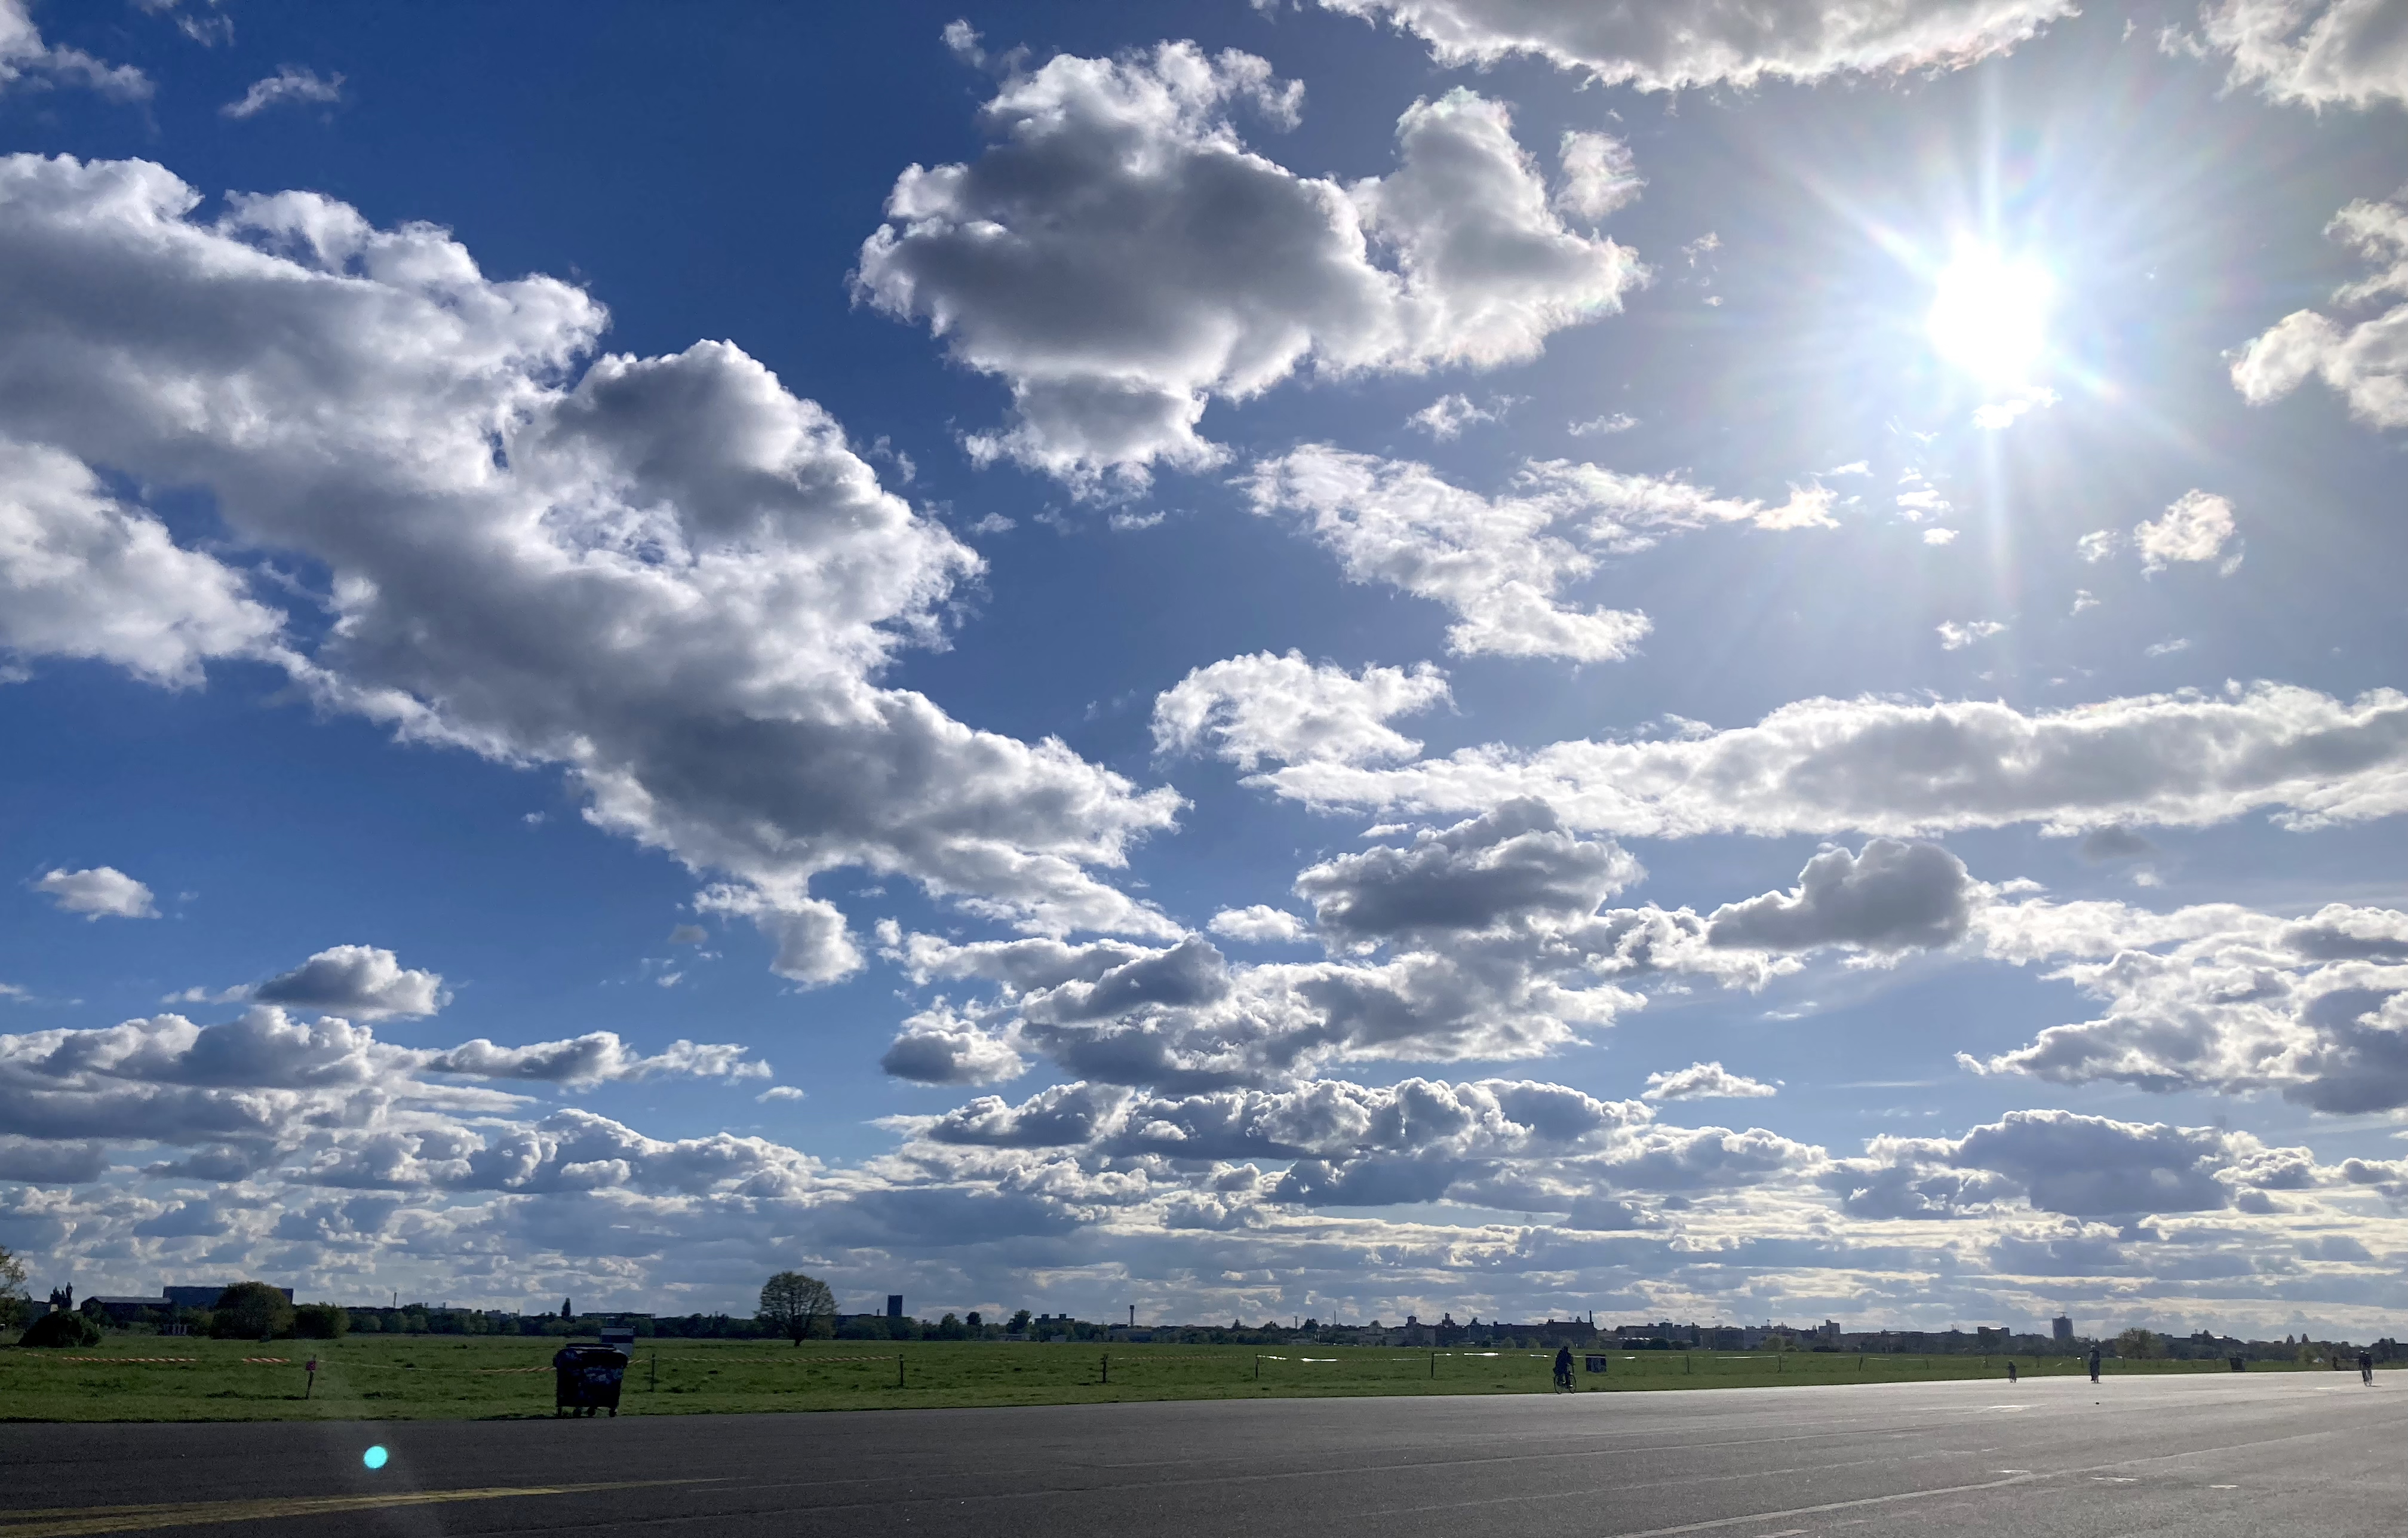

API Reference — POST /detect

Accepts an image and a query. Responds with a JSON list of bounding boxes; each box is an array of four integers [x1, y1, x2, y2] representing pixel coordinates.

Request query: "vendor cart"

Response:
[[552, 1344, 628, 1417]]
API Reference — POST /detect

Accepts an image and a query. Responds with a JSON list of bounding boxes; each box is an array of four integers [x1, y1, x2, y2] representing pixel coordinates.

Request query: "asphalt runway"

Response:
[[5, 1372, 2401, 1538]]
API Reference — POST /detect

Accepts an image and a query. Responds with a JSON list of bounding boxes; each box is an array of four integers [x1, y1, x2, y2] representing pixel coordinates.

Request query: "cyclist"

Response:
[[1554, 1345, 1575, 1391]]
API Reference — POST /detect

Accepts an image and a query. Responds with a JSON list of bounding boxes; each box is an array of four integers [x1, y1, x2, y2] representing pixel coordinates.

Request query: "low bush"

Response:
[[19, 1310, 102, 1348]]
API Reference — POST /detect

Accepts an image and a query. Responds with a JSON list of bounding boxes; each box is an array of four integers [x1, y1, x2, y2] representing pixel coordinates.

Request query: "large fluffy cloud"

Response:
[[1968, 897, 2408, 1113], [2192, 0, 2408, 110], [251, 945, 446, 1020], [1706, 839, 1977, 954], [1295, 799, 1641, 944], [1247, 683, 2408, 838], [1243, 447, 1833, 662], [1830, 1110, 2311, 1221], [0, 154, 1185, 976], [1314, 0, 2075, 90], [854, 45, 1641, 486], [2232, 197, 2408, 430]]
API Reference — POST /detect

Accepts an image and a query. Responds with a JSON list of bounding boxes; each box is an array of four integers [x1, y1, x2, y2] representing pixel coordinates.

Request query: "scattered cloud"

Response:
[[220, 65, 343, 119], [1312, 0, 2077, 90], [2190, 0, 2408, 110], [1567, 412, 1638, 436], [1554, 131, 1643, 220], [1642, 1061, 1777, 1101], [1154, 651, 1451, 771], [1246, 446, 1833, 662], [2134, 490, 2238, 572], [1406, 394, 1495, 439], [33, 867, 156, 920], [2232, 198, 2408, 429], [1936, 619, 2007, 650]]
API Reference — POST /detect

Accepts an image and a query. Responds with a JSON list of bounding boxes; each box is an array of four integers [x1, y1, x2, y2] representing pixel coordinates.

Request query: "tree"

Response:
[[293, 1303, 349, 1339], [2116, 1327, 2164, 1360], [0, 1245, 26, 1332], [211, 1282, 295, 1340], [561, 1297, 573, 1321], [21, 1310, 100, 1348], [1009, 1309, 1032, 1334], [757, 1271, 836, 1345]]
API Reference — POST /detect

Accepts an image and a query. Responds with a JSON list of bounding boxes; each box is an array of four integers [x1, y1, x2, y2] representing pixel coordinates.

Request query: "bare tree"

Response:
[[758, 1271, 837, 1345]]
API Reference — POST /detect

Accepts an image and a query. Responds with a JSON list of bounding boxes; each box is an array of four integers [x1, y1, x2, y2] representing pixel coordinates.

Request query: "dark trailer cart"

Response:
[[552, 1344, 629, 1417]]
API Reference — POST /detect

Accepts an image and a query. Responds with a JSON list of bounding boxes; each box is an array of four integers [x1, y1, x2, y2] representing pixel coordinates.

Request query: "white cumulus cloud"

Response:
[[0, 154, 1185, 980], [1153, 651, 1451, 770], [2133, 490, 2237, 572], [854, 45, 1642, 486], [2232, 197, 2408, 430], [1244, 683, 2408, 839]]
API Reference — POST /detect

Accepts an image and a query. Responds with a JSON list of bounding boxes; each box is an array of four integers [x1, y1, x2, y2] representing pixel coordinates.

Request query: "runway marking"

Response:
[[0, 1480, 699, 1538], [2210, 1484, 2238, 1489]]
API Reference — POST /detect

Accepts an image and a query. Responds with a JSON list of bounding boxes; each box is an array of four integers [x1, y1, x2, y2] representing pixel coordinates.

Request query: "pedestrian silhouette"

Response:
[[2007, 1361, 2018, 1383], [2360, 1349, 2375, 1386], [2087, 1345, 2102, 1383], [1554, 1346, 1575, 1391]]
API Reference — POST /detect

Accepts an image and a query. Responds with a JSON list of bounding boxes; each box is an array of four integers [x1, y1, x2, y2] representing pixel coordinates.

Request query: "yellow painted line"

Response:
[[0, 1479, 699, 1538]]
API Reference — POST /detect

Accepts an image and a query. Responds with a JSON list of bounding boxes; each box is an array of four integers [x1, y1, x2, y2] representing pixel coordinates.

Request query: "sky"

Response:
[[2, 0, 2407, 1337]]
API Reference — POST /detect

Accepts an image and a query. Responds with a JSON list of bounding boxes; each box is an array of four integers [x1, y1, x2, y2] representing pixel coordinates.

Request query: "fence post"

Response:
[[1102, 1353, 1109, 1385], [1430, 1352, 1436, 1380], [650, 1352, 657, 1392], [1254, 1355, 1260, 1382], [898, 1353, 905, 1389]]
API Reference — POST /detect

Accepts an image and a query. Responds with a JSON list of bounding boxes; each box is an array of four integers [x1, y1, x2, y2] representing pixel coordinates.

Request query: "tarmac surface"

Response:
[[4, 1371, 2401, 1538]]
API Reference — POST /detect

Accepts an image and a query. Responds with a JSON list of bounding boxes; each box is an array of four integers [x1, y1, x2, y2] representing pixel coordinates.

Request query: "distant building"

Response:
[[2053, 1315, 2075, 1343], [886, 1294, 904, 1319]]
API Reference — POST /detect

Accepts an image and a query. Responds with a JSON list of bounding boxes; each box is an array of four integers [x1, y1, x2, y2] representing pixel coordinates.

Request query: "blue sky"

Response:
[[4, 0, 2408, 1334]]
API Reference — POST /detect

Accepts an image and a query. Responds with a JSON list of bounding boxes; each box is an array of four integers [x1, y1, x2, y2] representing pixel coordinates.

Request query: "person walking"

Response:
[[2007, 1361, 2018, 1384], [1554, 1345, 1575, 1392], [2360, 1349, 2375, 1386], [2088, 1344, 2102, 1383]]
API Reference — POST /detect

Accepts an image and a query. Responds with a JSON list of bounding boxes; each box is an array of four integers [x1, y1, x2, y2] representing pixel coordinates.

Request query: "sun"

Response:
[[1925, 245, 2053, 385]]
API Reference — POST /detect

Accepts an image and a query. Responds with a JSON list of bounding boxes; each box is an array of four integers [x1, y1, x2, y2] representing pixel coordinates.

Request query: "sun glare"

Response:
[[1925, 245, 2052, 384]]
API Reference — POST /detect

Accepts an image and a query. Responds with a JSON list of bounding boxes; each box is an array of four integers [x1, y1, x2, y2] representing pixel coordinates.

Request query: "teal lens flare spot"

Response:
[[363, 1445, 389, 1471]]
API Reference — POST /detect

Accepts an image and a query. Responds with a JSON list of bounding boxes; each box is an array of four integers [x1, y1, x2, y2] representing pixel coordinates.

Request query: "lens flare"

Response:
[[363, 1445, 389, 1471], [1926, 245, 2052, 384]]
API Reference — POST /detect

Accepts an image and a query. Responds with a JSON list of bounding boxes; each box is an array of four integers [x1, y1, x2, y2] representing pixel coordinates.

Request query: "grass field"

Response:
[[0, 1335, 2342, 1422]]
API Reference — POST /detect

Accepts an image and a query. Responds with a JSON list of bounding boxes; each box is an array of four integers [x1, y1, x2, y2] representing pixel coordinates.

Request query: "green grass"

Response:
[[0, 1336, 2332, 1422]]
